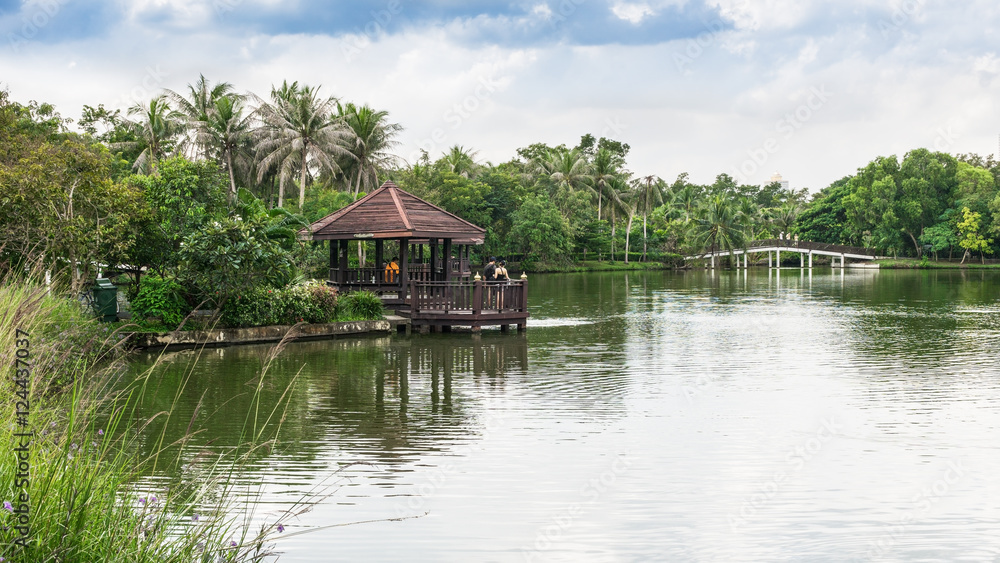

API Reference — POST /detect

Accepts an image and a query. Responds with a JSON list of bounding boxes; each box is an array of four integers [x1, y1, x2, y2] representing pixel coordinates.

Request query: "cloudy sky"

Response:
[[2, 0, 998, 191]]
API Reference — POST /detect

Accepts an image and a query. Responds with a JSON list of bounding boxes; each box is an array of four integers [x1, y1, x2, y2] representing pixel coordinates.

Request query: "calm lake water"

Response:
[[126, 269, 1000, 562]]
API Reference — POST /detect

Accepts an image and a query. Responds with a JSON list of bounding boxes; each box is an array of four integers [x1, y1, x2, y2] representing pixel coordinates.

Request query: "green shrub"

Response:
[[338, 290, 384, 321], [130, 274, 189, 328], [220, 282, 338, 328]]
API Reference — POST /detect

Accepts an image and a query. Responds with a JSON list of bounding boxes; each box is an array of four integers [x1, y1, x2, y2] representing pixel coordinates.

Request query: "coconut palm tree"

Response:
[[694, 195, 745, 268], [255, 82, 355, 209], [637, 175, 665, 260], [165, 74, 235, 159], [337, 102, 403, 197], [115, 95, 183, 175], [604, 176, 632, 262], [204, 94, 254, 201], [592, 147, 618, 221], [441, 145, 480, 178]]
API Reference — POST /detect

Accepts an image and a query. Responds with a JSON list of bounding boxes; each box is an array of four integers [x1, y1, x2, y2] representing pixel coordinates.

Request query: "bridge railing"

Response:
[[747, 239, 879, 256]]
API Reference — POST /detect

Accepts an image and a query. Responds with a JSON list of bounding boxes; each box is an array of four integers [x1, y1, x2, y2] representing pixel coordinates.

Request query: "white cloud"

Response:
[[611, 2, 656, 25]]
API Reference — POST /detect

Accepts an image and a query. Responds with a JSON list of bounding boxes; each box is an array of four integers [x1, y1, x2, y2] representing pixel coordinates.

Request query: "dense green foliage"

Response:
[[338, 290, 385, 321], [129, 274, 189, 327], [220, 282, 340, 327]]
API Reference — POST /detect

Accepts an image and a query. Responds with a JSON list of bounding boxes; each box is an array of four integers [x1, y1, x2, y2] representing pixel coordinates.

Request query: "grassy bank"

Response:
[[875, 258, 1000, 269], [0, 276, 294, 562]]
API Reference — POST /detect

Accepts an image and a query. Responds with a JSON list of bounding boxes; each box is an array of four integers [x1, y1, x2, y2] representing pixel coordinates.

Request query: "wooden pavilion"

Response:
[[304, 181, 528, 331]]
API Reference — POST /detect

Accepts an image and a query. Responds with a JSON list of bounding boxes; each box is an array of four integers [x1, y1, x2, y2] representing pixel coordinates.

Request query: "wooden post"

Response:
[[329, 240, 339, 283], [430, 239, 439, 281], [443, 238, 453, 282], [472, 278, 483, 317], [398, 238, 409, 293], [518, 276, 528, 332], [410, 281, 418, 314], [338, 240, 349, 284], [375, 239, 384, 283]]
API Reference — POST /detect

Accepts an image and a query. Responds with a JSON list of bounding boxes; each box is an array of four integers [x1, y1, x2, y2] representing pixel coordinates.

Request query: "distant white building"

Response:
[[770, 172, 790, 191]]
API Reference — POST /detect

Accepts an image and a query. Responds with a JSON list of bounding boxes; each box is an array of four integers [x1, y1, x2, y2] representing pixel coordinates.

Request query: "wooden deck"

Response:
[[397, 280, 529, 332]]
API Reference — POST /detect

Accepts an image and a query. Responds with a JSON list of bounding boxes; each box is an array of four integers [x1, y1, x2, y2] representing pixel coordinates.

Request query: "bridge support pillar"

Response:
[[800, 253, 804, 268], [768, 252, 772, 268], [809, 251, 813, 269], [776, 249, 781, 268]]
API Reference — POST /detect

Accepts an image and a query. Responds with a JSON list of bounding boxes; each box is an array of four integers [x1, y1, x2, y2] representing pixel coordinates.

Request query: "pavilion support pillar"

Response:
[[338, 240, 349, 284], [398, 238, 409, 294], [430, 238, 439, 281], [443, 239, 453, 282], [329, 240, 337, 281], [419, 243, 424, 263]]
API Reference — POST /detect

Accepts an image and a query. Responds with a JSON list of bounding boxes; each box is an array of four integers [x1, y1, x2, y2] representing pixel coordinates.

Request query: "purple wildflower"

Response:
[[98, 429, 104, 436], [230, 540, 237, 547], [139, 498, 146, 505], [276, 524, 284, 533], [3, 501, 12, 513], [192, 513, 199, 522]]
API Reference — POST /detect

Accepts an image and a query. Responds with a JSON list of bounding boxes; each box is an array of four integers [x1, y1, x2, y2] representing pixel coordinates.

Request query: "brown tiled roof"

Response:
[[303, 181, 486, 243]]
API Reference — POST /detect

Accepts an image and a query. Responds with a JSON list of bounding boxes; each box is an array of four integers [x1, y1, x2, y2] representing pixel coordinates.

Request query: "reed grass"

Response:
[[0, 271, 300, 562]]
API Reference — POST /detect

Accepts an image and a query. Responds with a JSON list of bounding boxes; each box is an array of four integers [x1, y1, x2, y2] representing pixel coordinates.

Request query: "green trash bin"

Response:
[[92, 278, 118, 322]]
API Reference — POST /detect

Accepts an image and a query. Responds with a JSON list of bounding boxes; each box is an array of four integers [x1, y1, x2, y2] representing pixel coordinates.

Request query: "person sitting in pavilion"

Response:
[[385, 256, 399, 283]]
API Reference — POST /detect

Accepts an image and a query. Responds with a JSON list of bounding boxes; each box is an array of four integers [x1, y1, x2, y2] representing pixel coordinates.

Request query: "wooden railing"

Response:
[[410, 280, 528, 315]]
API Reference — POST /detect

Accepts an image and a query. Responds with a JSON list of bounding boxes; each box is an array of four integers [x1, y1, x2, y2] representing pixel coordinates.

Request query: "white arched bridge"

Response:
[[685, 239, 883, 268]]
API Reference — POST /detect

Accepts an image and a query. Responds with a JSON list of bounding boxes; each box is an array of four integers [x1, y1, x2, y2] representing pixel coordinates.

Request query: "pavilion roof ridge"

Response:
[[303, 180, 486, 242]]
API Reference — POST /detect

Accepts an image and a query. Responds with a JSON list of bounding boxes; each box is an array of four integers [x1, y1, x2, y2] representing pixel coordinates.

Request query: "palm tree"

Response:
[[532, 148, 594, 217], [605, 176, 631, 262], [770, 202, 801, 238], [694, 195, 744, 268], [337, 102, 403, 197], [637, 175, 665, 261], [255, 82, 355, 209], [441, 145, 480, 178], [204, 94, 254, 201], [165, 74, 235, 159], [115, 95, 183, 175], [592, 148, 618, 221]]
